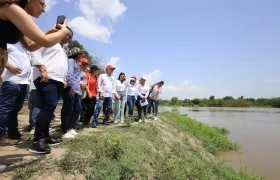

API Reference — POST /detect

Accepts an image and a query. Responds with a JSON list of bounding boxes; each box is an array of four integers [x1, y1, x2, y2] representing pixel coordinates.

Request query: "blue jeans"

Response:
[[148, 99, 159, 116], [33, 77, 63, 141], [127, 95, 136, 117], [114, 91, 126, 121], [29, 89, 56, 128], [0, 81, 27, 137], [61, 87, 82, 133], [93, 97, 112, 125]]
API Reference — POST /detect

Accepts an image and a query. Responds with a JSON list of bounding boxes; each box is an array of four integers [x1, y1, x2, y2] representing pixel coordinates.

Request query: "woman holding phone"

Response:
[[0, 0, 69, 79], [0, 0, 68, 141]]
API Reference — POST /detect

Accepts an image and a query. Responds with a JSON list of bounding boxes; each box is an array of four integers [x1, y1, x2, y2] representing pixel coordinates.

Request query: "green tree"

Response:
[[170, 97, 179, 105], [223, 96, 234, 100], [209, 96, 215, 100]]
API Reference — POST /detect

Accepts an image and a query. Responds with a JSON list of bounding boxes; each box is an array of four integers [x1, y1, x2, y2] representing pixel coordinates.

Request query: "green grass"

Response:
[[160, 111, 240, 153], [13, 111, 260, 180]]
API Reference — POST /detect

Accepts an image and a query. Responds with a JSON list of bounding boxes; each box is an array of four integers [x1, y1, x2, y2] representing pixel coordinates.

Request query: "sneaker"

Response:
[[154, 117, 158, 120], [62, 132, 75, 139], [68, 129, 78, 136], [30, 127, 35, 135], [0, 165, 7, 172], [46, 137, 63, 146], [29, 139, 51, 154], [147, 114, 152, 118], [139, 119, 142, 122], [120, 120, 124, 123], [92, 121, 98, 128], [114, 121, 119, 124]]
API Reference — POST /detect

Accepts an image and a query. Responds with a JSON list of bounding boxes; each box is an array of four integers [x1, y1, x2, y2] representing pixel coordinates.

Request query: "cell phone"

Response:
[[56, 15, 65, 29]]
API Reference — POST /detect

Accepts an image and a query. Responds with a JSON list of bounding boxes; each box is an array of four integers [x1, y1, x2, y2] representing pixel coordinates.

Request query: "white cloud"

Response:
[[68, 0, 127, 43], [143, 70, 201, 100], [107, 56, 120, 66], [45, 0, 57, 12]]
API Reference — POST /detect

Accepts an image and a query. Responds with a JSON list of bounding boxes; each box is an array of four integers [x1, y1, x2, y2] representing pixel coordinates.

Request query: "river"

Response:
[[161, 106, 280, 180]]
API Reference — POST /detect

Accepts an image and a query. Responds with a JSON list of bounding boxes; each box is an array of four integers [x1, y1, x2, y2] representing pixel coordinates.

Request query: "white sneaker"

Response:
[[147, 114, 152, 118], [114, 121, 119, 124], [154, 117, 158, 120], [120, 120, 124, 123], [68, 129, 78, 136], [62, 132, 75, 139], [139, 119, 142, 122], [30, 127, 35, 135]]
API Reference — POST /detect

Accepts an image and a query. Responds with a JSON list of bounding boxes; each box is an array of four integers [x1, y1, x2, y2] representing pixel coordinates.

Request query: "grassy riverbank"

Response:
[[13, 112, 260, 180]]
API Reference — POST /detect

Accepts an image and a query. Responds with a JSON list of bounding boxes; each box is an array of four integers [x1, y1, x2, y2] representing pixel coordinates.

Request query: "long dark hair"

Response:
[[118, 72, 126, 82], [0, 0, 28, 8]]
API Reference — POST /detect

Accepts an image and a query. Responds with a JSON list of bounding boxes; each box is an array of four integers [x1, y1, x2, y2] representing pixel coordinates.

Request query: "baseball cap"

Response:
[[106, 64, 115, 70], [90, 65, 100, 72], [141, 76, 147, 80]]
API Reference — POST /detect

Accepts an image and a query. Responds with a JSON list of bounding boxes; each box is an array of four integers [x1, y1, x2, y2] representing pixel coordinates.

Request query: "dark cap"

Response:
[[90, 65, 100, 72]]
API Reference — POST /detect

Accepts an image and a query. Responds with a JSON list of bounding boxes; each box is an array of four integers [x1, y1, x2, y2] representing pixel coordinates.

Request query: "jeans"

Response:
[[114, 91, 126, 121], [148, 99, 159, 116], [33, 77, 63, 141], [127, 95, 136, 117], [0, 81, 27, 137], [29, 89, 56, 128], [93, 97, 112, 125], [136, 95, 147, 119], [61, 87, 82, 133]]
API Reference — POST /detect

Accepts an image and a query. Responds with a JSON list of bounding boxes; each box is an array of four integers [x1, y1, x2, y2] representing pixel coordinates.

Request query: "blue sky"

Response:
[[35, 0, 280, 99]]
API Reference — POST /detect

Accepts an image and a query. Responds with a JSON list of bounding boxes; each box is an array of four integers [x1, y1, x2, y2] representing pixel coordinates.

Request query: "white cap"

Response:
[[141, 76, 147, 80]]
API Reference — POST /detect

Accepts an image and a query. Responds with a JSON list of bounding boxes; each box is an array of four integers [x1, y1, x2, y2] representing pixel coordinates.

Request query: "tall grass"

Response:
[[160, 111, 239, 153]]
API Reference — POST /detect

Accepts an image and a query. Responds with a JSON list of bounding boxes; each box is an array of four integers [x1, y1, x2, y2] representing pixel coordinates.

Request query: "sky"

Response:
[[35, 0, 280, 100]]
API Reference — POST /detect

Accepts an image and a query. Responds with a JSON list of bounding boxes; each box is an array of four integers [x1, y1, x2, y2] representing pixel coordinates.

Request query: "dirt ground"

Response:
[[0, 105, 80, 179]]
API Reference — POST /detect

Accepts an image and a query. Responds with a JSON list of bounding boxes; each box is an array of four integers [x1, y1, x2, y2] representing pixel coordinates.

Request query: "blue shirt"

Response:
[[66, 58, 84, 95]]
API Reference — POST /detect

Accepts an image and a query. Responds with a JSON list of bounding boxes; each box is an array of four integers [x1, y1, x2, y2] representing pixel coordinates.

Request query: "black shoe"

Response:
[[29, 139, 51, 154], [46, 137, 63, 146]]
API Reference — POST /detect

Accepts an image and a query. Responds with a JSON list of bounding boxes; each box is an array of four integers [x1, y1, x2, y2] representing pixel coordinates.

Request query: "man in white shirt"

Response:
[[28, 27, 72, 154], [92, 65, 116, 128], [0, 42, 31, 145]]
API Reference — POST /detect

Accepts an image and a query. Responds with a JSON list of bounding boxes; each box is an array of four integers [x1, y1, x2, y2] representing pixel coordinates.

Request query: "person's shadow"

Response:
[[0, 153, 47, 174]]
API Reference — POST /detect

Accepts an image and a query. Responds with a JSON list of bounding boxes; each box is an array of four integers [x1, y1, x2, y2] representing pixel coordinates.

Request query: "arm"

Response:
[[137, 85, 144, 99], [5, 4, 68, 50], [97, 75, 103, 93], [66, 59, 75, 91]]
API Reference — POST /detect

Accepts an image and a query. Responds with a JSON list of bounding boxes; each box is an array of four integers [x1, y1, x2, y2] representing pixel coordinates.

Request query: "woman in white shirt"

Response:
[[148, 81, 164, 120], [136, 77, 150, 122], [114, 72, 128, 123], [126, 76, 137, 119]]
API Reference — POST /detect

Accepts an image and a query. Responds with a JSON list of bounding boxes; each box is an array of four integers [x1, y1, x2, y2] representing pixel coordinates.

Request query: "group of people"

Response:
[[0, 0, 164, 172]]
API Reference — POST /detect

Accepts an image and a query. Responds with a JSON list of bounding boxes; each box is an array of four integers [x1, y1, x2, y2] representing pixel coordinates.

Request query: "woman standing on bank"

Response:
[[82, 65, 100, 127]]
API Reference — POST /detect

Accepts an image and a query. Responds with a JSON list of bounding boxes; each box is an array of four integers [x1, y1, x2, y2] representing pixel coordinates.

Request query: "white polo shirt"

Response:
[[28, 43, 68, 83], [1, 43, 31, 84]]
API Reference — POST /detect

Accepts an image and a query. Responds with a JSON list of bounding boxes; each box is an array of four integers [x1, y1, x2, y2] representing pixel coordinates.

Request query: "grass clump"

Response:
[[57, 118, 259, 180], [160, 111, 239, 153]]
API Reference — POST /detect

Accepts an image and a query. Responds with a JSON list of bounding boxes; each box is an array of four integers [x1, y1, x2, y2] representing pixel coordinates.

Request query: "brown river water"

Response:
[[161, 106, 280, 180]]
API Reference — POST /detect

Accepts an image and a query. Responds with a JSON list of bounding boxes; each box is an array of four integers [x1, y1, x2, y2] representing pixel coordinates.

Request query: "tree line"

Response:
[[159, 96, 280, 108]]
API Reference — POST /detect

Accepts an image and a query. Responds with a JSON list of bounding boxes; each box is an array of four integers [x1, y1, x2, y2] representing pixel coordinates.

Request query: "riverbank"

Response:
[[1, 109, 260, 179]]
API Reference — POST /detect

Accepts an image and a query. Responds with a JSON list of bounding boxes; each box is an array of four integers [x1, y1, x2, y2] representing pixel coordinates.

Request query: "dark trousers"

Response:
[[136, 95, 147, 119], [61, 87, 82, 133], [93, 97, 112, 124], [83, 96, 97, 125], [33, 78, 63, 141], [0, 81, 27, 138], [127, 95, 136, 116]]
